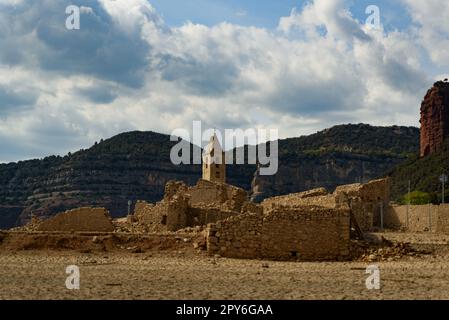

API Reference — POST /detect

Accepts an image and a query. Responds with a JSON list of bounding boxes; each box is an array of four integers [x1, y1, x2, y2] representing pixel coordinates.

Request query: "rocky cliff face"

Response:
[[420, 81, 449, 157], [248, 149, 411, 202], [0, 131, 202, 227], [0, 124, 419, 228]]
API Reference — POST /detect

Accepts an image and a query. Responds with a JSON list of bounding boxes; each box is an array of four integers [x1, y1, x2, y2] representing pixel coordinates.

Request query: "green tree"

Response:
[[402, 191, 432, 205]]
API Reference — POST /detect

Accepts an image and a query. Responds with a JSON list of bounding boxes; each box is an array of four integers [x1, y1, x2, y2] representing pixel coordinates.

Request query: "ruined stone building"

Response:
[[202, 133, 226, 183], [420, 80, 449, 157], [260, 178, 390, 232], [130, 171, 391, 261], [134, 179, 249, 232], [28, 127, 392, 262], [206, 178, 390, 261]]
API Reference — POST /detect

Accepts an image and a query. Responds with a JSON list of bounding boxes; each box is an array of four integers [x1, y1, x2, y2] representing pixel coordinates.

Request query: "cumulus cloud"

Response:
[[74, 82, 119, 104], [0, 86, 37, 116], [0, 0, 154, 87], [403, 0, 449, 67], [0, 0, 443, 162], [278, 0, 370, 41]]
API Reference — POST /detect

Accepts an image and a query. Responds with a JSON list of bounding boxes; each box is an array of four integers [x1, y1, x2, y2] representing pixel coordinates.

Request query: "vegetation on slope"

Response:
[[389, 139, 449, 203]]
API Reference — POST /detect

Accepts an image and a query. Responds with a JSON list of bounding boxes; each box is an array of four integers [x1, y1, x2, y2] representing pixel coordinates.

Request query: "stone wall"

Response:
[[334, 178, 390, 231], [165, 195, 190, 231], [206, 206, 350, 261], [436, 204, 449, 233], [134, 200, 166, 232], [207, 213, 261, 259], [134, 195, 242, 232], [163, 181, 188, 201], [134, 195, 190, 232], [37, 207, 114, 232], [134, 201, 155, 221], [134, 179, 249, 231], [188, 179, 248, 211], [161, 179, 248, 211], [334, 178, 390, 205], [346, 197, 373, 231], [261, 188, 330, 209], [188, 207, 239, 226], [385, 204, 449, 232], [262, 206, 350, 260], [261, 178, 390, 232]]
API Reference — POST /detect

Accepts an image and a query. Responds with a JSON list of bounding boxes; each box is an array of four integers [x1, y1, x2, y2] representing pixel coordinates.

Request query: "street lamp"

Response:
[[440, 174, 448, 204]]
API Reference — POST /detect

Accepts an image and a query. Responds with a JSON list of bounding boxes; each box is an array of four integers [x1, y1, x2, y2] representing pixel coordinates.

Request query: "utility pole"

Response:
[[408, 180, 411, 201], [380, 202, 384, 231], [406, 180, 410, 228], [127, 200, 132, 216], [440, 174, 447, 204]]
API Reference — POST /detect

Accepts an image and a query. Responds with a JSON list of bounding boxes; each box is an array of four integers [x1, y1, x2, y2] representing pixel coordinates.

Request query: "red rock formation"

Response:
[[420, 81, 449, 157]]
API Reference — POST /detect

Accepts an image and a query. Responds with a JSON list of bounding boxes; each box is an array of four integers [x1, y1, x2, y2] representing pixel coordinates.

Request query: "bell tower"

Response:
[[202, 133, 226, 183]]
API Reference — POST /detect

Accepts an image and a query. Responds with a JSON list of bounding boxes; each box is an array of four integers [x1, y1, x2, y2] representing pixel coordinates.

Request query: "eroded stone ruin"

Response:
[[6, 130, 397, 261], [133, 179, 249, 232], [37, 207, 114, 232], [13, 171, 392, 261], [204, 178, 390, 261]]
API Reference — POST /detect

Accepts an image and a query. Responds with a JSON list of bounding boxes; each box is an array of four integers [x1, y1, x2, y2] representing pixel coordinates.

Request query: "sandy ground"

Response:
[[1, 232, 449, 300]]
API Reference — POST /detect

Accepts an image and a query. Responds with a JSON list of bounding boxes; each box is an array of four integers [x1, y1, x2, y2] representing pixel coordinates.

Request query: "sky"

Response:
[[0, 0, 448, 163]]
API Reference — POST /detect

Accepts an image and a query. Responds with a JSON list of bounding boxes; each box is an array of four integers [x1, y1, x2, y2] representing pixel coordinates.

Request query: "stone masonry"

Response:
[[205, 178, 389, 261], [206, 206, 350, 261], [334, 178, 390, 231], [261, 178, 390, 232], [134, 179, 249, 232], [261, 187, 330, 208], [202, 133, 226, 183], [37, 207, 114, 232], [384, 204, 449, 233], [135, 177, 388, 261]]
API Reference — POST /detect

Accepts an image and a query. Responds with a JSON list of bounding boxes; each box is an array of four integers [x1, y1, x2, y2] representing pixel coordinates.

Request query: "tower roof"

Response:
[[203, 133, 224, 164]]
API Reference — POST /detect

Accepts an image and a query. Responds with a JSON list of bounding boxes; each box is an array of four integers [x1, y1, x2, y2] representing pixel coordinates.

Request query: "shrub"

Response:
[[402, 191, 432, 205]]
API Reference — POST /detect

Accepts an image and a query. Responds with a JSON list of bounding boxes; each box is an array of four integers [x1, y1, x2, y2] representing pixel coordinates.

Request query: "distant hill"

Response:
[[0, 123, 420, 229], [388, 138, 449, 202], [251, 124, 419, 201], [281, 124, 418, 157]]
